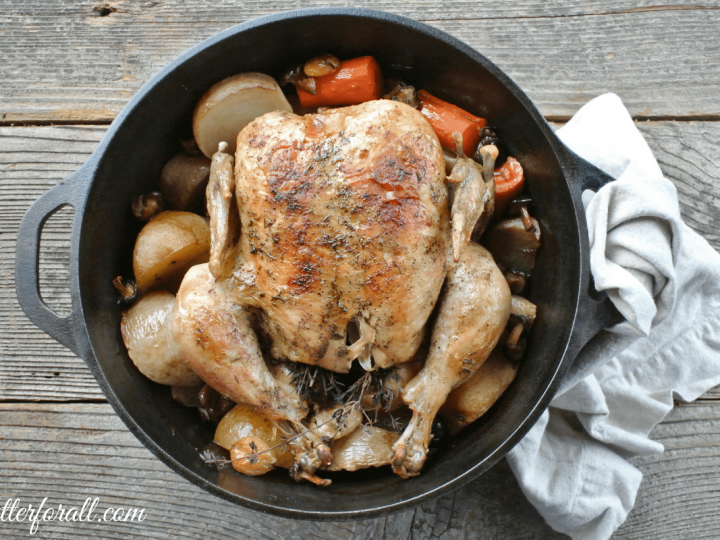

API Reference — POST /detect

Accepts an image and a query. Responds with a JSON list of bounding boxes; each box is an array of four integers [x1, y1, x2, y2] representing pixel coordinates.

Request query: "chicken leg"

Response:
[[392, 243, 511, 478]]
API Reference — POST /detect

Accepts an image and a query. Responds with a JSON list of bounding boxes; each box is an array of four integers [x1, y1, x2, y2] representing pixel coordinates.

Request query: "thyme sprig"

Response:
[[291, 364, 345, 402], [201, 415, 339, 469], [202, 365, 407, 470]]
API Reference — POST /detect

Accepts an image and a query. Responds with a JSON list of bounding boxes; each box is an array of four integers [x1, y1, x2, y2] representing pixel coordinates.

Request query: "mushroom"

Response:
[[193, 73, 293, 158], [131, 192, 165, 221], [383, 82, 419, 108], [158, 153, 211, 211], [505, 295, 538, 361], [303, 54, 340, 77], [482, 214, 541, 293], [197, 384, 236, 424]]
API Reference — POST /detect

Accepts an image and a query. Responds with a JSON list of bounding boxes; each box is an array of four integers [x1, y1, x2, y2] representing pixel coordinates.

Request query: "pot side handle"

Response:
[[15, 163, 93, 357], [567, 151, 624, 352]]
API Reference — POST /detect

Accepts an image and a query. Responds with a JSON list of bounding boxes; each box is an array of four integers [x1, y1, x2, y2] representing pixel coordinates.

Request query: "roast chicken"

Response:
[[171, 99, 511, 481]]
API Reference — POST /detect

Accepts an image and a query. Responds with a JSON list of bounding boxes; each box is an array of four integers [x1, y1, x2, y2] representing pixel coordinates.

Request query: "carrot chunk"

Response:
[[418, 90, 487, 156], [494, 157, 525, 214], [297, 56, 382, 108]]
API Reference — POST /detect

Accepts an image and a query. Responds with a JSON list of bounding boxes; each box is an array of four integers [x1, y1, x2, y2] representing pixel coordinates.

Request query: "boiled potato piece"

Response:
[[439, 348, 519, 435], [133, 211, 210, 292], [158, 153, 211, 211], [215, 403, 294, 469], [121, 290, 201, 386], [193, 73, 292, 158], [329, 426, 399, 472]]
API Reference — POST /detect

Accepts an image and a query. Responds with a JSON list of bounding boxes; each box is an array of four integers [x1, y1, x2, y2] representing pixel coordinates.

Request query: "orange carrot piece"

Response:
[[297, 56, 382, 109], [494, 157, 525, 214], [418, 90, 487, 156]]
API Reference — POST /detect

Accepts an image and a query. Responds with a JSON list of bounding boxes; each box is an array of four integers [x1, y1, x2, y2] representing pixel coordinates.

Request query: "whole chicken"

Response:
[[172, 99, 511, 482]]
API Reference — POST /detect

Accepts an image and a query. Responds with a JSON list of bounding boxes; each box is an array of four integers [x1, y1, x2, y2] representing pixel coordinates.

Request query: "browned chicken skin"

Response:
[[171, 99, 512, 481], [231, 100, 450, 373], [392, 243, 511, 477]]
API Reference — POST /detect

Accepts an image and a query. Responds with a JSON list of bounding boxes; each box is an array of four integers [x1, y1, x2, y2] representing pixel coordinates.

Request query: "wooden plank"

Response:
[[0, 126, 106, 400], [1, 402, 719, 538], [1, 1, 719, 122], [637, 121, 720, 250], [614, 404, 720, 539]]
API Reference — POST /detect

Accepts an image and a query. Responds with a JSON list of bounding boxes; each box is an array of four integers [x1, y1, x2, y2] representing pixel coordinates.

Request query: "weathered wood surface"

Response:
[[1, 1, 720, 122], [2, 122, 719, 401], [0, 402, 717, 539], [0, 126, 106, 400]]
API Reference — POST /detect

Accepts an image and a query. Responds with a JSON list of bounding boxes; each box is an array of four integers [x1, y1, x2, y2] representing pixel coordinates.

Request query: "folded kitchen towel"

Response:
[[506, 93, 720, 539]]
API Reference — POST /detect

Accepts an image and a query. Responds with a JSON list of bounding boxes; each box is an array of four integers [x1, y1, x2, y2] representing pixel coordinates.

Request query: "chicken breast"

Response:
[[231, 100, 450, 372]]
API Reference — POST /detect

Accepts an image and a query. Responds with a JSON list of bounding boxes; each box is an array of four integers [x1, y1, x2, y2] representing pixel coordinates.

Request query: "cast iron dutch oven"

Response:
[[15, 8, 618, 519]]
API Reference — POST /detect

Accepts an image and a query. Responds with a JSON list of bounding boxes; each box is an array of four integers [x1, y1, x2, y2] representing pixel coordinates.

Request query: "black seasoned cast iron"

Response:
[[16, 8, 618, 519]]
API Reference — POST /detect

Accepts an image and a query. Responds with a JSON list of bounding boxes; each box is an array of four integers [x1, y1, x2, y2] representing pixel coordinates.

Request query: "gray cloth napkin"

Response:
[[506, 93, 720, 539]]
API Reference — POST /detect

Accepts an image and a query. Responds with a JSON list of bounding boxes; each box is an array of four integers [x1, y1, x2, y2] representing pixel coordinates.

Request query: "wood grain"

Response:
[[1, 401, 718, 538], [1, 1, 719, 122], [0, 402, 560, 539], [0, 126, 106, 400], [637, 121, 720, 250], [615, 403, 720, 539], [2, 122, 719, 401]]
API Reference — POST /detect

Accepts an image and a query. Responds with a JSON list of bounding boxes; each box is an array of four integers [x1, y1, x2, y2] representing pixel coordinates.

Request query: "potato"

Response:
[[215, 403, 294, 469], [133, 211, 210, 292], [439, 348, 519, 435], [329, 426, 399, 472], [158, 153, 211, 211], [120, 290, 201, 386], [192, 72, 292, 158]]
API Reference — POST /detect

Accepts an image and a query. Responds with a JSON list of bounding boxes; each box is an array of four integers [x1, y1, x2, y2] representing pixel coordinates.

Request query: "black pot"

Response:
[[16, 8, 618, 520]]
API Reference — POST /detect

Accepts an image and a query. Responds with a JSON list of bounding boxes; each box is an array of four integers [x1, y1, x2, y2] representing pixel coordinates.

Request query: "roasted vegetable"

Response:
[[133, 211, 210, 292], [439, 348, 519, 435], [193, 73, 293, 157], [215, 403, 294, 469], [120, 290, 201, 386], [158, 153, 211, 211], [296, 56, 382, 109], [493, 157, 525, 216], [418, 89, 486, 157]]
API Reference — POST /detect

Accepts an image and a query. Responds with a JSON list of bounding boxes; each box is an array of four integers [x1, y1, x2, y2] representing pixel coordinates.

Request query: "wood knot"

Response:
[[92, 4, 117, 16]]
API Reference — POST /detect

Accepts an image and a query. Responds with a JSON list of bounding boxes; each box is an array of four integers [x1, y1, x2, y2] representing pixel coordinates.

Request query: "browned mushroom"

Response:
[[158, 153, 211, 211], [132, 191, 165, 221], [383, 82, 419, 108], [482, 215, 541, 293], [303, 54, 340, 77]]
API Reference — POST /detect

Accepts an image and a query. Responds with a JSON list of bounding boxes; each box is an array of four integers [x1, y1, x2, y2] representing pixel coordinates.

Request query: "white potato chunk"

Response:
[[121, 291, 201, 386], [439, 348, 518, 435], [133, 211, 210, 292], [192, 73, 292, 158]]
